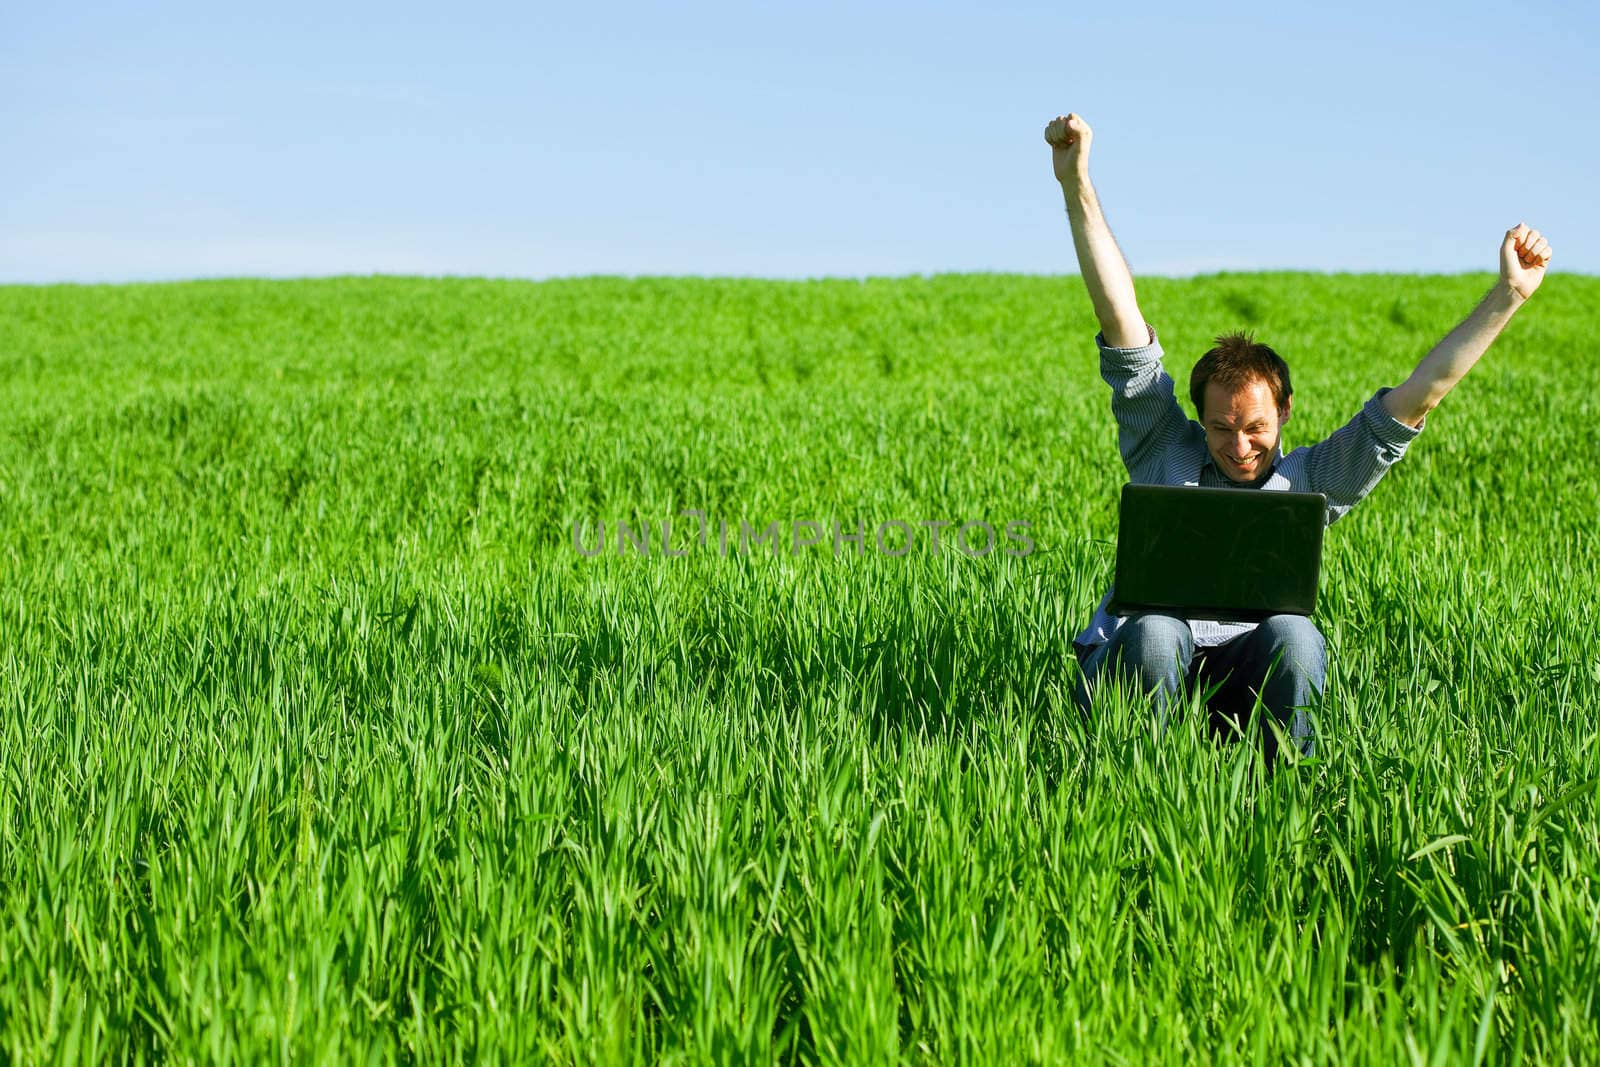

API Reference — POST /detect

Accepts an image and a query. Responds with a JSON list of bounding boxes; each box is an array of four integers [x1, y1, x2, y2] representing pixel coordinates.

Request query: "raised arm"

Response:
[[1382, 224, 1553, 428], [1044, 114, 1147, 349]]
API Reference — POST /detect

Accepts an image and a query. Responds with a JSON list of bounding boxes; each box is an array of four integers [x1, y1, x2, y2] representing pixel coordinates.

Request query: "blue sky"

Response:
[[3, 0, 1595, 282]]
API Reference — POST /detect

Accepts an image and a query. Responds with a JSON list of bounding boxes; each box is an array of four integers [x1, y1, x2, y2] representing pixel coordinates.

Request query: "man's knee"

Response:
[[1123, 612, 1193, 653], [1255, 614, 1325, 681], [1117, 613, 1195, 684]]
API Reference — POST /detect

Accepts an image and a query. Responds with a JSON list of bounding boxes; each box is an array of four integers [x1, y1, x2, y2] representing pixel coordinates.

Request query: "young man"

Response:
[[1044, 112, 1552, 761]]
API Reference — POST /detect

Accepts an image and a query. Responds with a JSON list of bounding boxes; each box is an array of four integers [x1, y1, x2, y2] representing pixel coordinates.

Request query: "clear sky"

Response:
[[3, 0, 1595, 282]]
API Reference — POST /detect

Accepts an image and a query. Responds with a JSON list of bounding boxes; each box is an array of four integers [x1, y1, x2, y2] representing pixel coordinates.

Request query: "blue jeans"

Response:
[[1071, 613, 1326, 761]]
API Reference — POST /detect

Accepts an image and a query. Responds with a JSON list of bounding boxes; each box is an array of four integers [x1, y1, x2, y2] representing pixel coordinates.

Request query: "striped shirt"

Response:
[[1074, 326, 1426, 650]]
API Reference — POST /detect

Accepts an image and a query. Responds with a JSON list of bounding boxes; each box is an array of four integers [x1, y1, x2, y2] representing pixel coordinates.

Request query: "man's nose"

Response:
[[1232, 434, 1251, 456]]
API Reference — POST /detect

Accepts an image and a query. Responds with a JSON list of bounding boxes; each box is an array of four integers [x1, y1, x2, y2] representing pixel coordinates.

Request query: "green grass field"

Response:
[[1, 273, 1598, 1062]]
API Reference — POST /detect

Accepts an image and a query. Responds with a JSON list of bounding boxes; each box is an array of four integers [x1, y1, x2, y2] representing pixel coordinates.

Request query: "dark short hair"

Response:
[[1189, 331, 1292, 419]]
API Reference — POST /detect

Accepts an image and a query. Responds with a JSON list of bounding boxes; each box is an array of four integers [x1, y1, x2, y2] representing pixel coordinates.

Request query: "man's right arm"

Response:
[[1045, 114, 1147, 349], [1047, 114, 1190, 481]]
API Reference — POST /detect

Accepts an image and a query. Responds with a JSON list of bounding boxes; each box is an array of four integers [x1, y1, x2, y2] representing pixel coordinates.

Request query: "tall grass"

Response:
[[0, 273, 1596, 1061]]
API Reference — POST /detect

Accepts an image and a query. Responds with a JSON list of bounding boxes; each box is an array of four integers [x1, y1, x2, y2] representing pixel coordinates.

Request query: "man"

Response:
[[1044, 112, 1552, 761]]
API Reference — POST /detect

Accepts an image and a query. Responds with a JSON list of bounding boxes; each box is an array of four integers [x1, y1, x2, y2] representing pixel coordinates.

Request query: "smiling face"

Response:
[[1201, 376, 1291, 484]]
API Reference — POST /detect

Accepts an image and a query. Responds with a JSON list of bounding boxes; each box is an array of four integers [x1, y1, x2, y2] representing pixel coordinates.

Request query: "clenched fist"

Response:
[[1044, 113, 1092, 185], [1501, 224, 1552, 301]]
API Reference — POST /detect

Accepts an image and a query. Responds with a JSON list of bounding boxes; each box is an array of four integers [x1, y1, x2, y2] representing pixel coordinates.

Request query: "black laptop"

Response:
[[1108, 484, 1328, 622]]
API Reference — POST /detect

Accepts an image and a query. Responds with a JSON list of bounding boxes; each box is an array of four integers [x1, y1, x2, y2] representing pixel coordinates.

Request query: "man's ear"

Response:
[[1280, 394, 1293, 424]]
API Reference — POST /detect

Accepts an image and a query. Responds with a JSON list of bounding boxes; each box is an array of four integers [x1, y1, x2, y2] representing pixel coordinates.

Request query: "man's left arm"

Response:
[[1382, 224, 1553, 428]]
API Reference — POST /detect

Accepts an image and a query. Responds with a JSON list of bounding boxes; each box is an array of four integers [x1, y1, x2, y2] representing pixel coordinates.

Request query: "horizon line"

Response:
[[3, 267, 1595, 288]]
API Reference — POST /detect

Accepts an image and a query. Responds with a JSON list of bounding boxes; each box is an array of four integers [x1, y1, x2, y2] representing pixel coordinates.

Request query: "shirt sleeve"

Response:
[[1096, 325, 1192, 484], [1302, 386, 1425, 524]]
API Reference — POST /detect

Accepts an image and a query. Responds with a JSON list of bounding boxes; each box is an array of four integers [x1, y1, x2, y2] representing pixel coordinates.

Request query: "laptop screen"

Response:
[[1109, 484, 1328, 622]]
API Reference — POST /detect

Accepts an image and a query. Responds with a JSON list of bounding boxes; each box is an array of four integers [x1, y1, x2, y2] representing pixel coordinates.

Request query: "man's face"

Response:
[[1202, 377, 1290, 484]]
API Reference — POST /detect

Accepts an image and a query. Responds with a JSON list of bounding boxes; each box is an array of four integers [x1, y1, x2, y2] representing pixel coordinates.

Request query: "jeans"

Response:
[[1071, 613, 1326, 762]]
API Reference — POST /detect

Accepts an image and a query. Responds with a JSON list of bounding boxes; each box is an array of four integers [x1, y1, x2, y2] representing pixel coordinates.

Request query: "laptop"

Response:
[[1108, 484, 1328, 622]]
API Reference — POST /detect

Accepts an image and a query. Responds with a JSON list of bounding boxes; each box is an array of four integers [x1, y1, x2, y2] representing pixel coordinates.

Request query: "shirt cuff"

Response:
[[1364, 387, 1426, 448], [1094, 324, 1160, 358]]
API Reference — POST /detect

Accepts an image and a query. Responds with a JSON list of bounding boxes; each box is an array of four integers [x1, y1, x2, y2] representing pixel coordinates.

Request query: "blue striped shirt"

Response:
[[1074, 326, 1426, 649]]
